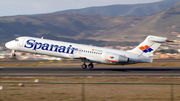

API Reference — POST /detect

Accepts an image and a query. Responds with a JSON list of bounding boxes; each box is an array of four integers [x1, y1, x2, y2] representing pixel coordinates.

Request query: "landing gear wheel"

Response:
[[12, 53, 16, 57], [82, 64, 87, 69], [88, 63, 94, 69], [12, 50, 16, 57]]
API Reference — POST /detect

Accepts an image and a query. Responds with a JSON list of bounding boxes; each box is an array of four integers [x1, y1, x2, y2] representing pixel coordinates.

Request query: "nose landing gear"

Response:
[[12, 50, 16, 57]]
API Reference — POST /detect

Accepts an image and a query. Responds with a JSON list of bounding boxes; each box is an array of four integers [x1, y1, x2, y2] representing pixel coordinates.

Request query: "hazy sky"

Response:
[[0, 0, 162, 17]]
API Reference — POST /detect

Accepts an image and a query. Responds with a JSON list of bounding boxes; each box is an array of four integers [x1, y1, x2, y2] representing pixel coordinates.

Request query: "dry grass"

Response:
[[1, 77, 180, 101]]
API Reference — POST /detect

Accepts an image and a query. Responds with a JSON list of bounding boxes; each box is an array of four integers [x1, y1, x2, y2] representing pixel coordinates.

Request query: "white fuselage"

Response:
[[5, 36, 152, 64]]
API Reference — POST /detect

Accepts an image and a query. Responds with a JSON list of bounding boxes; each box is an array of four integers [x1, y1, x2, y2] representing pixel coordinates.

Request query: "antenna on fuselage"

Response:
[[41, 36, 44, 39]]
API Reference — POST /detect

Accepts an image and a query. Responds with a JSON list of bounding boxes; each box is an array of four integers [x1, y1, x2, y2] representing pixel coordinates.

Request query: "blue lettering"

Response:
[[33, 42, 42, 50], [58, 46, 66, 53], [54, 45, 59, 52], [70, 48, 78, 54], [49, 44, 54, 51], [66, 45, 72, 53], [24, 39, 77, 55], [24, 39, 35, 48], [41, 43, 49, 50]]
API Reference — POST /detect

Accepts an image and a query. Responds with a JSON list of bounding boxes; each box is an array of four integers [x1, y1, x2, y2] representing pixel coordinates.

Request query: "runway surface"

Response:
[[1, 66, 180, 77], [0, 59, 179, 64]]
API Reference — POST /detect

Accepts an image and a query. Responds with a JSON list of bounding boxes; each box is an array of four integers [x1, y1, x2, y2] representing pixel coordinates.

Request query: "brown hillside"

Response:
[[0, 2, 180, 44]]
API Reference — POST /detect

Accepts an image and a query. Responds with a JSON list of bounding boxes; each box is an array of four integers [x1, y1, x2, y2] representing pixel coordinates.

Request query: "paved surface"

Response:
[[153, 59, 180, 63], [0, 66, 180, 77], [0, 59, 179, 64]]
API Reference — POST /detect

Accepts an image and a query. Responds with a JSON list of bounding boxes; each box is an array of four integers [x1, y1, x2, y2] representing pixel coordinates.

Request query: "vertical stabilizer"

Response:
[[128, 35, 167, 57]]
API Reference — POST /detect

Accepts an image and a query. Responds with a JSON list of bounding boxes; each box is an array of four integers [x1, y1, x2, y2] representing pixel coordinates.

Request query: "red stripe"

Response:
[[81, 57, 86, 59], [105, 59, 117, 62]]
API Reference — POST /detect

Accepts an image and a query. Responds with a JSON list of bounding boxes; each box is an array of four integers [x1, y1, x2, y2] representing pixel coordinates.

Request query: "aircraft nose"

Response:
[[5, 41, 12, 49], [5, 41, 17, 50]]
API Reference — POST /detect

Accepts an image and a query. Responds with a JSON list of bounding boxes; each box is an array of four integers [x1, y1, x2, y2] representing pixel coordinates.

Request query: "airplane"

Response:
[[5, 35, 173, 69]]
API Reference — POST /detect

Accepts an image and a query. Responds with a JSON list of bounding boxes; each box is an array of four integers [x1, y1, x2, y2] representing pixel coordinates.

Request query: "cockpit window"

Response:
[[15, 38, 19, 41]]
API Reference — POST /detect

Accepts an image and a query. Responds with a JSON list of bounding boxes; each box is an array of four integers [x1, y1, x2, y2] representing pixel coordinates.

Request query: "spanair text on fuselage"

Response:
[[18, 37, 104, 63], [24, 39, 76, 57]]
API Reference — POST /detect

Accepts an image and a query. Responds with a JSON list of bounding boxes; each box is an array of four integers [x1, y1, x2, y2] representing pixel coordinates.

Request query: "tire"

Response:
[[82, 64, 87, 69], [88, 63, 94, 69], [12, 53, 16, 57]]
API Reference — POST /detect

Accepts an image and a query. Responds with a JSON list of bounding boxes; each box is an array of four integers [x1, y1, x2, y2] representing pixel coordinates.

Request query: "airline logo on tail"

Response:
[[139, 45, 153, 53]]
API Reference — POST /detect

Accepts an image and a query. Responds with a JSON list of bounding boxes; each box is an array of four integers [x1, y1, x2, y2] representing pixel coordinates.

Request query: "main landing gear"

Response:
[[81, 63, 94, 69], [81, 58, 94, 69], [88, 63, 94, 69]]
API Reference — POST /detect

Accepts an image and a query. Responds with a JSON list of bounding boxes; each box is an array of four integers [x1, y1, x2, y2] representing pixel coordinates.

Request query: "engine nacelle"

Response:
[[102, 52, 129, 63]]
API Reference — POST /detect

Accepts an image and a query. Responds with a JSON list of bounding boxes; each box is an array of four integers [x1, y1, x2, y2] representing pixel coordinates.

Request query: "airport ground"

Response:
[[0, 59, 180, 101], [1, 77, 180, 101], [0, 59, 180, 67]]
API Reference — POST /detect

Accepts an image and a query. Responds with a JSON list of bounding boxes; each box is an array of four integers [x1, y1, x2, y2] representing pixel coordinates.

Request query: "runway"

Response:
[[1, 66, 180, 77], [0, 59, 179, 64]]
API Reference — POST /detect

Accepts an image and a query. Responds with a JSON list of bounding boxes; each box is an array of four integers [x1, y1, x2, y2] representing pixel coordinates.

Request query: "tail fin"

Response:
[[128, 35, 167, 57]]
